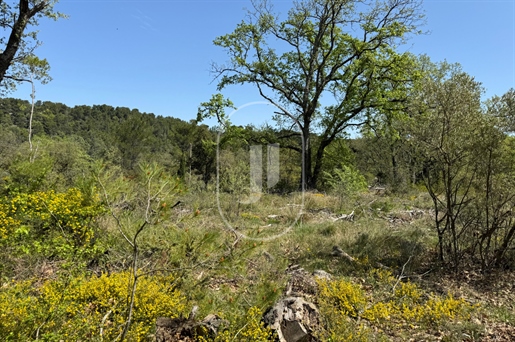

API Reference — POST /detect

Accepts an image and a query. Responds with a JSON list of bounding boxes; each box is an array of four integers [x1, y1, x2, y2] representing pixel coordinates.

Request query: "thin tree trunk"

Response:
[[28, 74, 35, 155], [302, 126, 311, 190], [494, 223, 515, 267]]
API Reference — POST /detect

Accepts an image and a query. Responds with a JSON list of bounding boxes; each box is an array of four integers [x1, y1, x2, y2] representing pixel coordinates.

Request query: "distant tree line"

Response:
[[2, 78, 515, 271]]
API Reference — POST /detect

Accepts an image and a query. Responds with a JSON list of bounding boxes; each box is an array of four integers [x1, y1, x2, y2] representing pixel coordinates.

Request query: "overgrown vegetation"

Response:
[[0, 134, 512, 340], [2, 0, 515, 340], [1, 82, 515, 339]]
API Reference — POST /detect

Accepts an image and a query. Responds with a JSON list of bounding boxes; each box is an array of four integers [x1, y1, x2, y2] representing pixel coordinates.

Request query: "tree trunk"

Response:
[[494, 224, 515, 268], [391, 145, 400, 188], [0, 1, 48, 83], [311, 140, 332, 191], [302, 128, 312, 190]]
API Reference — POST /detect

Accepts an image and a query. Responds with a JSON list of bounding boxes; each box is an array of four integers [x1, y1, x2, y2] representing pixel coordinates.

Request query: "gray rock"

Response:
[[263, 297, 320, 342], [312, 270, 332, 280]]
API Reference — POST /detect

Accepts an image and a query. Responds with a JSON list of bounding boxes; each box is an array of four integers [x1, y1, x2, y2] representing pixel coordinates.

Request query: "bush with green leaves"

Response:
[[3, 136, 93, 195], [323, 164, 368, 211], [324, 165, 367, 196]]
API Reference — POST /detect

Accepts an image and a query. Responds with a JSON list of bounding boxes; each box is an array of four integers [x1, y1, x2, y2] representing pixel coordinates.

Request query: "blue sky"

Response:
[[8, 0, 515, 127]]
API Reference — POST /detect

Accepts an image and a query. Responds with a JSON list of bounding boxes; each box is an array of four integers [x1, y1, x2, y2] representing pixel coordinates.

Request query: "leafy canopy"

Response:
[[211, 0, 424, 187], [0, 0, 65, 93]]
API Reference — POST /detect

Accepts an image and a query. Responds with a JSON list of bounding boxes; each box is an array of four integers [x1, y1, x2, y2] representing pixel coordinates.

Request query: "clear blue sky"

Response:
[[9, 0, 515, 127]]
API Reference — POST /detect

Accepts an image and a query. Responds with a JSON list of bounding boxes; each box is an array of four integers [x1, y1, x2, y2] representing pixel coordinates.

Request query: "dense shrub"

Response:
[[317, 271, 477, 340], [0, 271, 186, 341], [1, 187, 105, 258]]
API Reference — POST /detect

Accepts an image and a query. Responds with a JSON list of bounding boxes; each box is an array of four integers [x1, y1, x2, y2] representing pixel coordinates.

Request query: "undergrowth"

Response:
[[317, 269, 480, 340], [0, 187, 503, 341]]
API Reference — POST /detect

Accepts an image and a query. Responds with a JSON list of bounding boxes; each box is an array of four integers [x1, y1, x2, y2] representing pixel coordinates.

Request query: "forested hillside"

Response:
[[0, 98, 213, 172]]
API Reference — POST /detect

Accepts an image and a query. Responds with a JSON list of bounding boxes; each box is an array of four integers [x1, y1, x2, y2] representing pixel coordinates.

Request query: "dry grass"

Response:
[[3, 186, 515, 341]]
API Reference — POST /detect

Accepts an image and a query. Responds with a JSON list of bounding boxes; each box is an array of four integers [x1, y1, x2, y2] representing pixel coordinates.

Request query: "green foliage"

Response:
[[0, 98, 225, 185], [2, 16, 515, 337], [200, 306, 274, 342], [407, 61, 515, 270], [98, 161, 184, 228], [0, 1, 66, 93], [116, 114, 154, 170], [485, 87, 515, 133], [4, 153, 54, 194], [213, 0, 424, 187], [18, 54, 53, 85], [369, 199, 394, 213], [218, 148, 251, 196], [324, 165, 368, 197], [323, 164, 368, 212], [3, 136, 93, 194], [197, 93, 235, 129], [0, 167, 497, 341]]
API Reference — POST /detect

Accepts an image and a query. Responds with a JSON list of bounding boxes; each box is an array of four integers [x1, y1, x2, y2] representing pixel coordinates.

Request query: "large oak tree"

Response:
[[212, 0, 424, 188]]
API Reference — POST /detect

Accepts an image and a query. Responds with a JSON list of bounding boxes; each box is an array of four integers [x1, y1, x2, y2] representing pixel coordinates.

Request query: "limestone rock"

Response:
[[263, 297, 320, 342], [312, 270, 332, 280]]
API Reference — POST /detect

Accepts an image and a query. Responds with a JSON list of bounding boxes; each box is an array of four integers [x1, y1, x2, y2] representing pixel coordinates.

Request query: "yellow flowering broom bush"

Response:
[[0, 202, 20, 240], [317, 271, 478, 339], [0, 271, 186, 341], [3, 187, 105, 257], [318, 277, 367, 318], [0, 280, 39, 341]]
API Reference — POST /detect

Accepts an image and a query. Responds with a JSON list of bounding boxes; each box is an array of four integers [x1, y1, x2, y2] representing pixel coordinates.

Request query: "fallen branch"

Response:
[[331, 246, 355, 262], [333, 210, 355, 222], [100, 310, 113, 341]]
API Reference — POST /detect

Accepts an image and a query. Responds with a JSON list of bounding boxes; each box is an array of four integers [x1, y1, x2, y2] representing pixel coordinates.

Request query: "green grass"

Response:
[[1, 187, 514, 341]]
